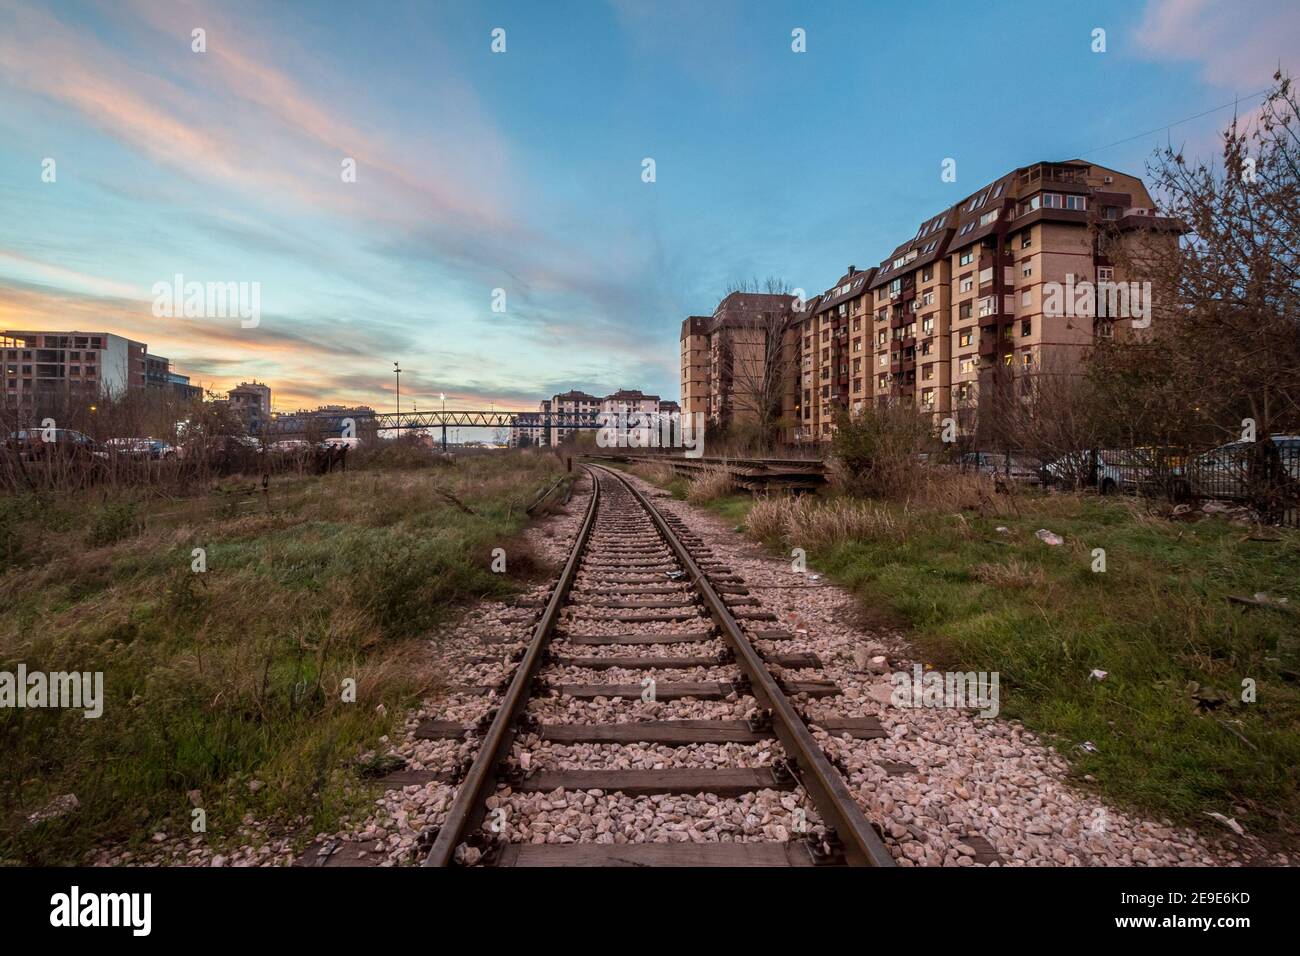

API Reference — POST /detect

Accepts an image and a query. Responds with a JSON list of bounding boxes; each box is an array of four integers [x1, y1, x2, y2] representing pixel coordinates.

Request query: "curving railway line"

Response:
[[422, 464, 896, 867]]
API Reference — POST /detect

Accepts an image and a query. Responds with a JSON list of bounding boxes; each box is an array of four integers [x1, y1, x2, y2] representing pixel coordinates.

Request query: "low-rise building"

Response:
[[227, 381, 272, 434]]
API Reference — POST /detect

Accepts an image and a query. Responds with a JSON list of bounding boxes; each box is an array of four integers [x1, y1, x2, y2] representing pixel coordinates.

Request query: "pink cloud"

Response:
[[1135, 0, 1300, 88]]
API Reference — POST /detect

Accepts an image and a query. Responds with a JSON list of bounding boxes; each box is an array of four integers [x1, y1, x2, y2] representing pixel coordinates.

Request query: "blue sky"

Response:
[[1, 0, 1296, 411]]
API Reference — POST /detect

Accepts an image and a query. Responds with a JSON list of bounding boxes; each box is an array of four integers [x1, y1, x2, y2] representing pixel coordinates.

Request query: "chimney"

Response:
[[847, 265, 857, 276]]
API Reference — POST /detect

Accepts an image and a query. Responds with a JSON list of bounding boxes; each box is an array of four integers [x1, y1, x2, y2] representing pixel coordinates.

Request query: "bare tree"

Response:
[[1103, 73, 1300, 444], [713, 277, 798, 450]]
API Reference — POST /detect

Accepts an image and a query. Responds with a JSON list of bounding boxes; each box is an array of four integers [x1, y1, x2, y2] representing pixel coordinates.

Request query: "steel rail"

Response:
[[592, 464, 896, 867], [423, 467, 601, 866]]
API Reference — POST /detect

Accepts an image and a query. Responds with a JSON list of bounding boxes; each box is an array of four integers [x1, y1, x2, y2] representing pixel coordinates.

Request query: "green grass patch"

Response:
[[0, 452, 566, 864], [806, 500, 1300, 835], [637, 462, 1300, 841]]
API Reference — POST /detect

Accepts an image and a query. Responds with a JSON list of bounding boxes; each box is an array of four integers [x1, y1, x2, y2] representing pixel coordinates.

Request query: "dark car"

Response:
[[106, 437, 177, 461], [5, 427, 107, 462]]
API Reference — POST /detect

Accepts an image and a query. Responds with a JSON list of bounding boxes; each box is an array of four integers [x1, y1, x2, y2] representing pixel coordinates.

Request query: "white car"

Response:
[[961, 451, 1043, 484], [1187, 436, 1300, 499]]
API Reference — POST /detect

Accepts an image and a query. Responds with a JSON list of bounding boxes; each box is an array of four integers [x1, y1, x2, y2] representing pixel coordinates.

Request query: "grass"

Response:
[[0, 450, 567, 864], [634, 468, 1300, 843]]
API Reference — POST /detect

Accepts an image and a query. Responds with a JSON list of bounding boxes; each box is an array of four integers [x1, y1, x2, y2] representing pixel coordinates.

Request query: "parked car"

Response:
[[105, 437, 177, 460], [1186, 435, 1300, 500], [960, 451, 1044, 484], [1043, 447, 1186, 496], [4, 428, 107, 462], [319, 436, 359, 450]]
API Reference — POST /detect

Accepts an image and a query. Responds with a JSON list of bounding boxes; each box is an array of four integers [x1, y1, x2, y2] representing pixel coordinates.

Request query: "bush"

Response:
[[686, 466, 734, 504], [744, 495, 900, 551], [86, 502, 141, 547], [828, 404, 932, 499]]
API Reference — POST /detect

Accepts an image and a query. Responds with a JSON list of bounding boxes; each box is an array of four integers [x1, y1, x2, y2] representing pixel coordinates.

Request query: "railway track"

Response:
[[423, 464, 896, 867]]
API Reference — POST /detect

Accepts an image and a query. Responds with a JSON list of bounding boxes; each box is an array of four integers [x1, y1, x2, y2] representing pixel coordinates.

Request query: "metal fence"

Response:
[[1021, 440, 1300, 528]]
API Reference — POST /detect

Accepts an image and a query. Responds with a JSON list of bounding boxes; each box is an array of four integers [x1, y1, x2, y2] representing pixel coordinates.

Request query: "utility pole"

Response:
[[440, 392, 447, 452], [393, 362, 401, 415]]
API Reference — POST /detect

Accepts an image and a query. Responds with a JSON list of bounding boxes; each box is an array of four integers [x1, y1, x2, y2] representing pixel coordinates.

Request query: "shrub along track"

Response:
[[421, 464, 896, 867]]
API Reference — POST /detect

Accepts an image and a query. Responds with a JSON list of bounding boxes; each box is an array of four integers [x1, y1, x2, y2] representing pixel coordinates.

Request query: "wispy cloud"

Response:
[[1135, 0, 1299, 87]]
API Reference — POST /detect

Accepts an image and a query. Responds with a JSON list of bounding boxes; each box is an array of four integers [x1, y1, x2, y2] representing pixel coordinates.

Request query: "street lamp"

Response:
[[393, 362, 401, 414]]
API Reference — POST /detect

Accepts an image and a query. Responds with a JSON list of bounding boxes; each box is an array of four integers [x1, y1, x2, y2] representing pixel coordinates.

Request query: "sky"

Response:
[[1, 0, 1297, 413]]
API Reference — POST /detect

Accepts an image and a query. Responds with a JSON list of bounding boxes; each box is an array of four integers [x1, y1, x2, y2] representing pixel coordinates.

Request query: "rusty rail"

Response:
[[423, 466, 601, 866], [591, 464, 895, 867]]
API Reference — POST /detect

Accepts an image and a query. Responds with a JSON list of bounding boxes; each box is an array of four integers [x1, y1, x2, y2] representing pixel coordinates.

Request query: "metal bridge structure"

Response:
[[270, 409, 602, 432], [266, 409, 605, 448]]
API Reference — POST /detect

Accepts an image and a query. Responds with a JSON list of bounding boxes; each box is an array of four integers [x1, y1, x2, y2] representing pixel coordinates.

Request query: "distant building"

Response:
[[1, 329, 146, 407], [272, 403, 378, 442], [510, 410, 545, 447], [166, 371, 203, 402], [227, 381, 272, 434], [511, 388, 682, 448], [548, 389, 600, 446], [1, 330, 206, 416]]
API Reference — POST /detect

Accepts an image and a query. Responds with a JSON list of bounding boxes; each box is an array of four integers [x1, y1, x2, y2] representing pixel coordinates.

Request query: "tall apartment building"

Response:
[[681, 160, 1182, 445], [867, 160, 1180, 439], [680, 316, 711, 422], [678, 292, 798, 432], [791, 267, 876, 442]]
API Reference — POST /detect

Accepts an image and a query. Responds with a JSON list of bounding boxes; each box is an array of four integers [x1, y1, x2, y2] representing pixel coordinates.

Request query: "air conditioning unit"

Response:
[[1103, 176, 1113, 184]]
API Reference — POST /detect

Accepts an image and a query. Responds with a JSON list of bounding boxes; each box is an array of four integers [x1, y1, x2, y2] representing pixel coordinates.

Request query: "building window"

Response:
[[922, 364, 934, 380], [959, 330, 973, 347], [922, 316, 934, 335], [1064, 195, 1087, 211], [1021, 319, 1032, 337], [1021, 231, 1032, 249], [960, 302, 973, 320], [960, 358, 975, 374], [1098, 267, 1114, 281], [959, 250, 974, 266], [922, 267, 933, 282], [1022, 352, 1034, 365], [1021, 290, 1032, 306], [960, 276, 973, 293], [1022, 260, 1032, 277]]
